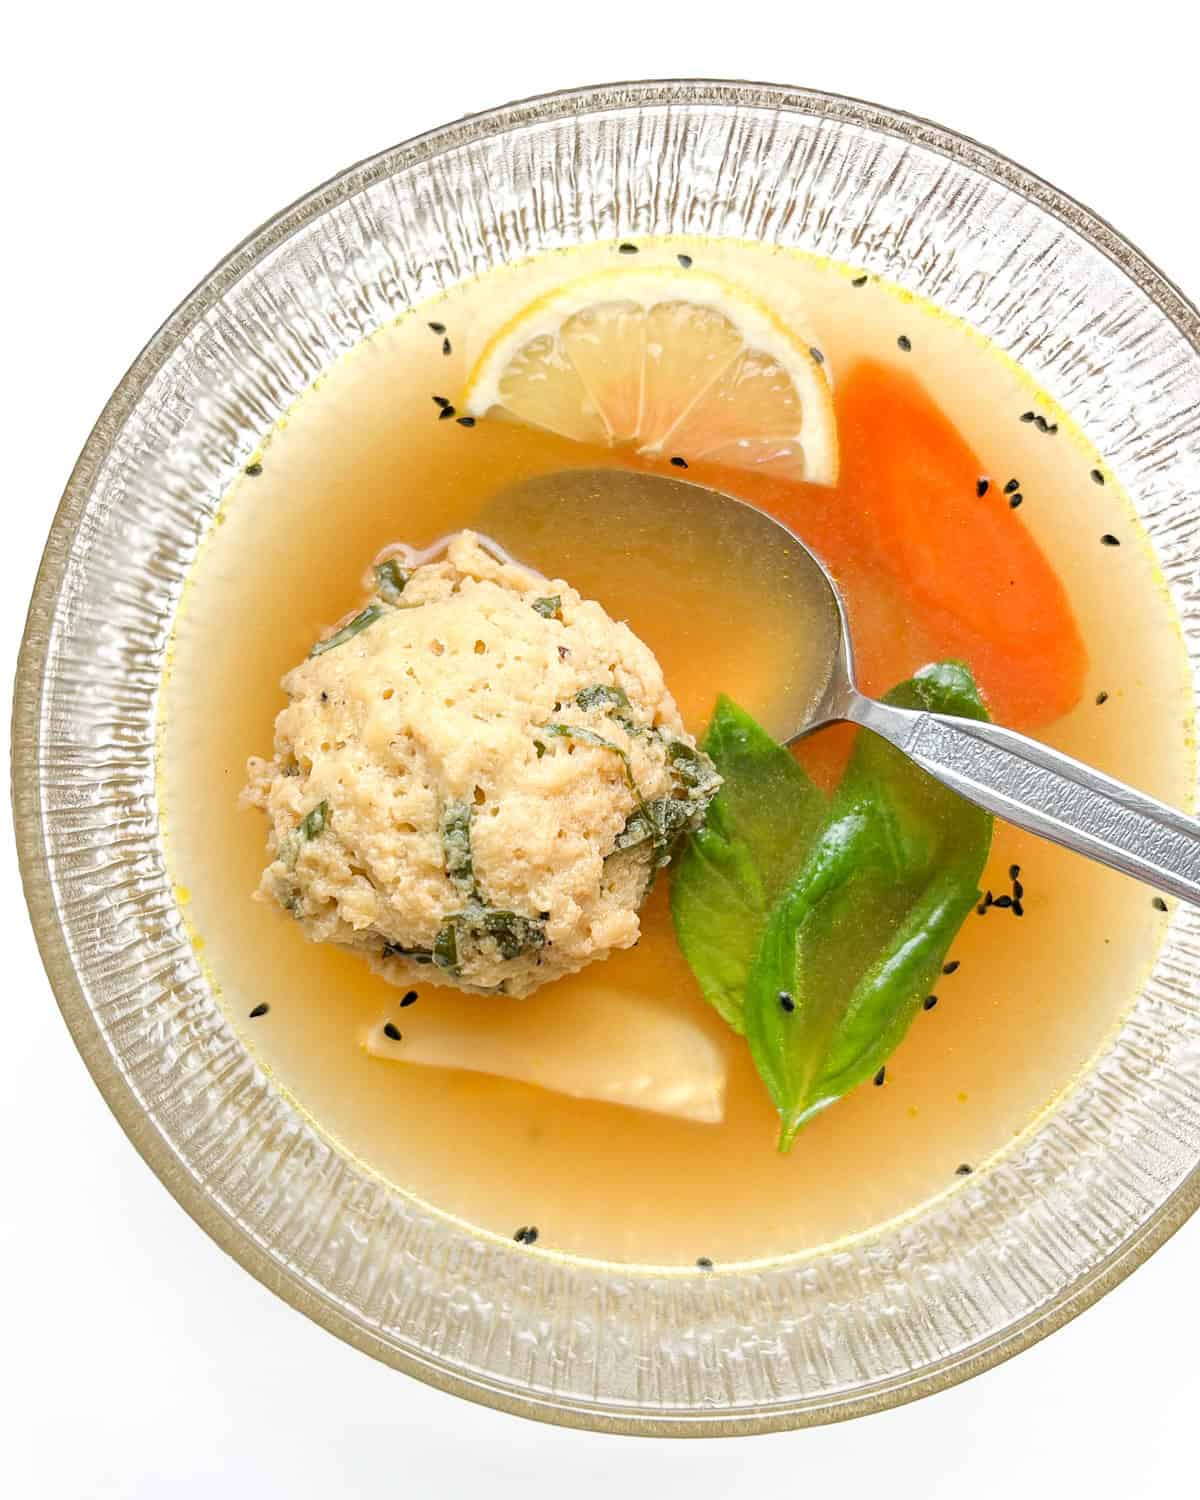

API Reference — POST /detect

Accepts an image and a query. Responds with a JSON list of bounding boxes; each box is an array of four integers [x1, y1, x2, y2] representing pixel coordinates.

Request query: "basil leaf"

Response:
[[309, 602, 386, 657], [374, 559, 407, 603], [482, 909, 547, 961], [433, 918, 460, 973], [298, 800, 329, 842], [381, 940, 434, 964], [575, 684, 632, 713], [280, 799, 331, 870], [661, 733, 723, 800], [432, 798, 548, 978], [433, 904, 546, 976], [670, 696, 824, 1032], [440, 800, 475, 898], [743, 661, 993, 1148], [574, 683, 643, 736], [616, 795, 704, 871], [537, 722, 637, 791]]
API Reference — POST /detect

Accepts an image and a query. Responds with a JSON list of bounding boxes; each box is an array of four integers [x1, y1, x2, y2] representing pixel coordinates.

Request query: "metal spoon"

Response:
[[480, 467, 1200, 906]]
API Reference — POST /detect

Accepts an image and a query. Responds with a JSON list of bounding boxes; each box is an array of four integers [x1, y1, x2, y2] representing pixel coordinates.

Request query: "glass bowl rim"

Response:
[[13, 77, 1200, 1436]]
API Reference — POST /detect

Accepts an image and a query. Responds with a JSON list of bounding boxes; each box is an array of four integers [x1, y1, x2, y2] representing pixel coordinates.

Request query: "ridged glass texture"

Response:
[[13, 82, 1200, 1434]]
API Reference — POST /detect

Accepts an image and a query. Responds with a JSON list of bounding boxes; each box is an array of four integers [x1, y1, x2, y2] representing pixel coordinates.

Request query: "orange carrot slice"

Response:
[[705, 360, 1087, 730], [834, 360, 1087, 726]]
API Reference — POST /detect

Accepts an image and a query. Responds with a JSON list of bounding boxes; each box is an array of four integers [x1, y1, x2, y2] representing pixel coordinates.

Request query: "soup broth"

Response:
[[161, 236, 1193, 1266]]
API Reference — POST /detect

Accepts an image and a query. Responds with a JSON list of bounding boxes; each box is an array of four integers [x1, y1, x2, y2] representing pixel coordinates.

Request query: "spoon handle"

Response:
[[847, 694, 1200, 906]]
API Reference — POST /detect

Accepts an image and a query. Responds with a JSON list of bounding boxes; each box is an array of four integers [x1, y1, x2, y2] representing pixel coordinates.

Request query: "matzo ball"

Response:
[[243, 532, 719, 996]]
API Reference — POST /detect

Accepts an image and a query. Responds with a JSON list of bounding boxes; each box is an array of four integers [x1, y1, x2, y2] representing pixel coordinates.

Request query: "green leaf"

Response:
[[574, 683, 643, 736], [433, 903, 546, 977], [433, 918, 460, 973], [537, 722, 637, 791], [743, 661, 993, 1149], [440, 800, 475, 898], [380, 940, 434, 964], [532, 595, 562, 618], [482, 908, 547, 961], [670, 696, 824, 1032], [309, 602, 386, 657], [616, 795, 703, 870], [298, 800, 329, 842], [280, 799, 331, 870], [661, 732, 723, 799], [432, 801, 548, 980], [575, 683, 632, 714], [374, 559, 407, 603]]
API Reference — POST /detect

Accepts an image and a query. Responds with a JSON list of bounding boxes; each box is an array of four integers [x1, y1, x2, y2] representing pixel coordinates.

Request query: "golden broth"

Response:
[[161, 237, 1194, 1266]]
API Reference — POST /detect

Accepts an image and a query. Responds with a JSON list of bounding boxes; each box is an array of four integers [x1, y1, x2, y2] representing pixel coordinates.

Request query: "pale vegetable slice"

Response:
[[461, 265, 838, 485], [364, 985, 727, 1124]]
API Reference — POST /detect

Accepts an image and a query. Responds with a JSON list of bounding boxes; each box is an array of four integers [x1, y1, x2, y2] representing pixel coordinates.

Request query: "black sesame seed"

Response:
[[696, 1256, 713, 1269], [248, 1002, 269, 1019], [1012, 900, 1025, 917], [432, 394, 451, 408], [1020, 410, 1036, 423], [383, 1021, 402, 1041], [1153, 896, 1168, 912], [976, 901, 989, 916], [955, 1163, 973, 1176], [1013, 881, 1025, 902], [442, 337, 452, 356], [514, 1225, 539, 1244], [1035, 415, 1050, 432], [1090, 469, 1105, 486], [976, 478, 990, 498], [1004, 479, 1020, 494], [428, 321, 447, 334], [943, 960, 960, 975], [779, 991, 796, 1013], [400, 991, 418, 1007], [897, 335, 912, 352], [984, 890, 994, 906], [1101, 533, 1121, 546], [923, 994, 938, 1011], [244, 461, 263, 477], [874, 1066, 886, 1086], [851, 274, 868, 287], [456, 416, 476, 427], [438, 405, 457, 421], [1095, 690, 1109, 705], [1009, 865, 1021, 880], [677, 253, 693, 269], [618, 242, 639, 255], [810, 346, 825, 365], [670, 455, 688, 468], [993, 895, 1013, 909], [1009, 494, 1023, 509], [1047, 423, 1059, 434]]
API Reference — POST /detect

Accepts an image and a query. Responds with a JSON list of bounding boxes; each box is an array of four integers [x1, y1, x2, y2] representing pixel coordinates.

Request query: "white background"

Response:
[[5, 3, 1198, 1495]]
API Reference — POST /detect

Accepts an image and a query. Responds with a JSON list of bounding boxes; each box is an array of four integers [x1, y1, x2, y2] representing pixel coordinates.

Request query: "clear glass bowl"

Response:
[[13, 81, 1200, 1435]]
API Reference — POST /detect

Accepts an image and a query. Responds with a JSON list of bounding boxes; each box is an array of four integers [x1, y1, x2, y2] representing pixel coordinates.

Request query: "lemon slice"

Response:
[[461, 266, 838, 484]]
